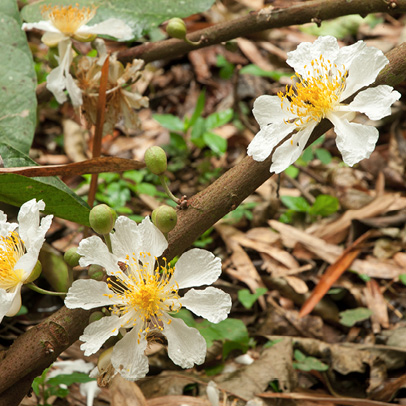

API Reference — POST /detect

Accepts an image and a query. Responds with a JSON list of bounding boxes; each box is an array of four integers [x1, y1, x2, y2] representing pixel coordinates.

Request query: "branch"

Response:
[[117, 0, 405, 64]]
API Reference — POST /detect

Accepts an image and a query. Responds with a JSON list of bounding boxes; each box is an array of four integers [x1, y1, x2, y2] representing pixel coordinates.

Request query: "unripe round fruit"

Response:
[[89, 204, 117, 235], [153, 205, 177, 233], [64, 247, 81, 267], [25, 260, 42, 283], [89, 311, 104, 324], [144, 146, 167, 175], [166, 18, 187, 40], [88, 264, 105, 281]]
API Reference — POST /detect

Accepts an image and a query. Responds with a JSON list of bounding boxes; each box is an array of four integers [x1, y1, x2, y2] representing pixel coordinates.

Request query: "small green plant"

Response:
[[32, 368, 94, 406], [238, 287, 267, 309], [293, 349, 329, 372], [173, 308, 251, 359], [223, 201, 258, 224], [154, 90, 232, 156], [339, 307, 373, 327], [279, 194, 339, 224]]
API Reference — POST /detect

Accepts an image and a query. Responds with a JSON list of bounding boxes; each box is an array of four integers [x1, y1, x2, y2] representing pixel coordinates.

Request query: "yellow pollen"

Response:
[[278, 56, 347, 126], [105, 253, 180, 334], [41, 3, 97, 35], [0, 231, 26, 290]]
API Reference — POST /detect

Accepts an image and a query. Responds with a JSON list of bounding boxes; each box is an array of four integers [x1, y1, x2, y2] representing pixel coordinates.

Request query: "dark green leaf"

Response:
[[293, 349, 329, 372], [240, 64, 290, 81], [188, 90, 206, 129], [190, 117, 206, 148], [238, 288, 267, 309], [399, 274, 406, 286], [47, 373, 95, 386], [0, 143, 90, 226], [315, 148, 332, 164], [301, 147, 313, 162]]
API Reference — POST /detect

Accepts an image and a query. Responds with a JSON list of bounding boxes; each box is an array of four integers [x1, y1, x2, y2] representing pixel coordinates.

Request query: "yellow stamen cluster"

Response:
[[278, 55, 347, 127], [105, 253, 180, 342], [41, 3, 96, 35], [0, 231, 26, 290]]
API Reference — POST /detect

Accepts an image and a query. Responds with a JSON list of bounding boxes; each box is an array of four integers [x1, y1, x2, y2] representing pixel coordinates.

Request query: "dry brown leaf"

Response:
[[110, 375, 147, 406], [364, 279, 389, 333], [237, 38, 275, 71], [63, 119, 88, 162], [147, 396, 210, 406]]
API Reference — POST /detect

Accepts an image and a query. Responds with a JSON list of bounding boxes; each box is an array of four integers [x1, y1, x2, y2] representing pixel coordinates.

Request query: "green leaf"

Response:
[[0, 143, 90, 226], [205, 109, 233, 130], [188, 90, 206, 130], [202, 132, 227, 155], [153, 114, 184, 133], [238, 288, 267, 309], [399, 274, 406, 286], [315, 148, 332, 164], [32, 368, 50, 396], [1, 0, 37, 154], [280, 196, 310, 212], [190, 117, 206, 148], [240, 64, 290, 81], [301, 147, 313, 162], [293, 349, 329, 372], [21, 0, 215, 40], [309, 195, 339, 217], [285, 165, 299, 179], [47, 373, 95, 386], [216, 55, 235, 80], [339, 307, 373, 327]]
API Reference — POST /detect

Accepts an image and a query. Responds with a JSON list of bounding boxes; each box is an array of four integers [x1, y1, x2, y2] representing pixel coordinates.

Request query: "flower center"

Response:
[[106, 253, 180, 339], [41, 4, 96, 35], [0, 231, 26, 290], [279, 55, 347, 126]]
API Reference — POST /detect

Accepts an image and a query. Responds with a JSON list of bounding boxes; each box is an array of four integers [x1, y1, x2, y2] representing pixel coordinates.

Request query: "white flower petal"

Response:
[[181, 287, 231, 323], [14, 251, 38, 282], [173, 248, 222, 289], [22, 21, 60, 33], [328, 114, 379, 167], [137, 217, 168, 259], [80, 314, 129, 356], [287, 36, 340, 78], [110, 216, 141, 261], [17, 199, 52, 252], [46, 64, 68, 104], [65, 72, 83, 106], [270, 121, 317, 174], [78, 19, 133, 41], [337, 42, 388, 100], [347, 85, 400, 121], [78, 236, 122, 275], [65, 279, 118, 310], [163, 315, 207, 368], [111, 326, 149, 380], [248, 120, 296, 162], [0, 288, 19, 322], [0, 211, 16, 237], [41, 31, 69, 47], [252, 95, 294, 127]]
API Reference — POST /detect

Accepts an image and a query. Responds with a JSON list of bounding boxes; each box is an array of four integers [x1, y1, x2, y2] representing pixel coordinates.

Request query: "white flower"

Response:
[[22, 4, 133, 106], [248, 36, 401, 173], [0, 199, 52, 322], [65, 216, 232, 381]]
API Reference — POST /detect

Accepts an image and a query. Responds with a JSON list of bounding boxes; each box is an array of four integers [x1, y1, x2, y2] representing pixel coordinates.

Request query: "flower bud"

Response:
[[144, 146, 167, 175], [97, 346, 114, 375], [64, 247, 81, 267], [73, 32, 97, 42], [152, 205, 177, 233], [25, 260, 42, 283], [166, 18, 187, 40], [89, 311, 104, 324], [88, 264, 105, 281], [89, 204, 117, 235]]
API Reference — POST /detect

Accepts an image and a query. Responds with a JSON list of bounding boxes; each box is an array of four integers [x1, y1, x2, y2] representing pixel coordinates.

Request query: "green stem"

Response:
[[26, 283, 66, 296], [159, 174, 179, 204], [103, 233, 113, 253]]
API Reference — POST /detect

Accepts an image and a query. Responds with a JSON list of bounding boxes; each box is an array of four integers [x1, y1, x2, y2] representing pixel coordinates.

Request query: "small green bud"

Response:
[[25, 260, 42, 283], [89, 204, 117, 235], [166, 18, 187, 40], [88, 264, 105, 281], [144, 146, 167, 175], [89, 311, 104, 324], [64, 247, 81, 267], [152, 205, 177, 233]]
